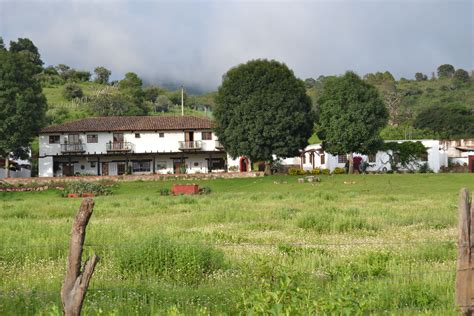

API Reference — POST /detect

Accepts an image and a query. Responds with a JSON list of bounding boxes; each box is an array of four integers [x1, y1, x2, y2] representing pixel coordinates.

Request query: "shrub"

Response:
[[321, 168, 330, 175], [310, 168, 321, 175], [159, 188, 170, 196], [116, 234, 225, 284], [333, 167, 346, 174], [200, 186, 211, 194], [63, 181, 110, 196], [62, 83, 83, 100], [288, 167, 308, 175], [418, 163, 433, 173]]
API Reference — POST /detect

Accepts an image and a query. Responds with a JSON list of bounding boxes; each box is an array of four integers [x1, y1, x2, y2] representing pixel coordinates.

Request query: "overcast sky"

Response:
[[1, 0, 472, 92]]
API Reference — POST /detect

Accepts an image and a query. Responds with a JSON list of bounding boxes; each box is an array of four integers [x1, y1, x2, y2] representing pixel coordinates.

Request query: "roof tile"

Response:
[[41, 116, 214, 133]]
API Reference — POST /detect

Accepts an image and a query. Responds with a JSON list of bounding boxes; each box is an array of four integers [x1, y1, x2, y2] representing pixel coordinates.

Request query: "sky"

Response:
[[1, 0, 473, 93]]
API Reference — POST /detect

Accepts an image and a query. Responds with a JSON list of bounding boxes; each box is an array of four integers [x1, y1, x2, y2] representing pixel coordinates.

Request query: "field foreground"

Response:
[[0, 174, 473, 315]]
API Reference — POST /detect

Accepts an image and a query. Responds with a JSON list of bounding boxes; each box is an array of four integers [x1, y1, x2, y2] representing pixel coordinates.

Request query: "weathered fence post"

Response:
[[61, 198, 99, 316], [456, 188, 474, 315]]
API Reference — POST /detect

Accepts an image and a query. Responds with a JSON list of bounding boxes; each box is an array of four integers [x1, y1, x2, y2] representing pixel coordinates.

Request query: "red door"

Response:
[[469, 155, 474, 173]]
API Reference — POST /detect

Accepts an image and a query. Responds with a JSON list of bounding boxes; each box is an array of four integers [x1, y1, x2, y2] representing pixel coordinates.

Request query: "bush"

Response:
[[62, 83, 83, 100], [200, 186, 211, 194], [321, 168, 330, 175], [159, 188, 170, 196], [310, 168, 321, 175], [333, 167, 346, 174], [116, 234, 225, 284], [63, 181, 110, 196], [418, 163, 433, 173]]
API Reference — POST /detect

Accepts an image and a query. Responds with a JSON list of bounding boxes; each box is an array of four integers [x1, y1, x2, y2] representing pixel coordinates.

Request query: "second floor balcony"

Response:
[[61, 143, 85, 153], [215, 141, 224, 150], [106, 142, 133, 152], [179, 140, 203, 151]]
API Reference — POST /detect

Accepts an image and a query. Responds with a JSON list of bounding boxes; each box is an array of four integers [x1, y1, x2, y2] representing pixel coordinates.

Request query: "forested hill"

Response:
[[41, 65, 473, 140]]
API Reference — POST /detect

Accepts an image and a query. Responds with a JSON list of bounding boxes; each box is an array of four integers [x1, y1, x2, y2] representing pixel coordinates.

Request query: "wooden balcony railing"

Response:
[[179, 140, 203, 150], [106, 142, 133, 152], [61, 143, 85, 153]]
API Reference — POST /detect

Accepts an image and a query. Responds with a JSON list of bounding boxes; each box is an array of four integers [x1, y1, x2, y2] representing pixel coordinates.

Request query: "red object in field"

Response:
[[81, 193, 95, 198], [172, 184, 200, 195], [67, 193, 78, 198]]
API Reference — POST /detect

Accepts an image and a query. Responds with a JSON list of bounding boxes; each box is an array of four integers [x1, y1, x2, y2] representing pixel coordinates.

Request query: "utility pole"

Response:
[[181, 85, 184, 116]]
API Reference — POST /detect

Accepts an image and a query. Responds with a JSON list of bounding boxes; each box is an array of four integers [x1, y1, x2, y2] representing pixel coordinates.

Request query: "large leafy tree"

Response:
[[214, 59, 314, 172], [317, 71, 388, 173], [437, 64, 455, 78], [94, 66, 111, 84], [0, 37, 47, 176], [414, 104, 474, 139]]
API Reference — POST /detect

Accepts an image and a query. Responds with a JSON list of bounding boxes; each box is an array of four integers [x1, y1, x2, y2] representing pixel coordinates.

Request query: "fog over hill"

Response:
[[1, 0, 472, 92]]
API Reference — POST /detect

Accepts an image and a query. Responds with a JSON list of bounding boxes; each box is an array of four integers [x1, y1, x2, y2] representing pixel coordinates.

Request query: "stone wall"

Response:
[[1, 171, 264, 186]]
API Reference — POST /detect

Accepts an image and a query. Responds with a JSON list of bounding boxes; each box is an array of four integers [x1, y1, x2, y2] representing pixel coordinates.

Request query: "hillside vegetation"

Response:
[[41, 64, 473, 140]]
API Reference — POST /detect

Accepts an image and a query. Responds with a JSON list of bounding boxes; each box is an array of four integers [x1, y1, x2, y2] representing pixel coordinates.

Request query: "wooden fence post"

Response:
[[456, 188, 474, 315], [61, 198, 99, 316]]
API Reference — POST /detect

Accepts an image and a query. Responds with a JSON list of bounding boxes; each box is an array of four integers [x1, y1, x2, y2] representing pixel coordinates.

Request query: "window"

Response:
[[113, 133, 124, 142], [419, 152, 428, 162], [202, 132, 212, 140], [132, 161, 151, 172], [156, 161, 167, 170], [135, 133, 141, 138], [338, 155, 348, 164], [87, 134, 98, 143], [320, 154, 325, 165], [90, 161, 96, 168], [68, 134, 80, 144], [49, 135, 60, 144], [302, 154, 306, 164], [209, 158, 225, 170], [159, 132, 164, 138], [368, 154, 376, 163]]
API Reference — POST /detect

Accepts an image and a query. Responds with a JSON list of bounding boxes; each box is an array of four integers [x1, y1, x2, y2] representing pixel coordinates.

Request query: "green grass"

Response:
[[0, 174, 472, 314]]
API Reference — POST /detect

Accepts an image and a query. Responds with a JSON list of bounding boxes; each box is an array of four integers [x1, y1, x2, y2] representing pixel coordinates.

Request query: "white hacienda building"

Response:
[[282, 139, 449, 173], [38, 116, 251, 177]]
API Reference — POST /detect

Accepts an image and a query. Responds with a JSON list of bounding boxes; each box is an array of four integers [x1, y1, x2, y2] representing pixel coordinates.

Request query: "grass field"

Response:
[[1, 174, 473, 315]]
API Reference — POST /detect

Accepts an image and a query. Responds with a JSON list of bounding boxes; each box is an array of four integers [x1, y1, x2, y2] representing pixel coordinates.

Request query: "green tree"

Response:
[[317, 71, 388, 173], [414, 104, 474, 139], [144, 86, 165, 102], [88, 92, 133, 116], [9, 38, 43, 66], [63, 83, 84, 100], [154, 95, 172, 112], [415, 72, 427, 81], [437, 64, 455, 78], [214, 59, 314, 173], [94, 66, 111, 84], [0, 37, 6, 51], [73, 70, 91, 82], [453, 69, 470, 85], [0, 38, 47, 177]]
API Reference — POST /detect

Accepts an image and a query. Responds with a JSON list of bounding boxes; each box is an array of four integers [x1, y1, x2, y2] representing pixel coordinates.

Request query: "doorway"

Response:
[[102, 162, 109, 176], [469, 155, 474, 173], [239, 157, 249, 172], [117, 163, 126, 175], [185, 131, 194, 142], [62, 163, 74, 177]]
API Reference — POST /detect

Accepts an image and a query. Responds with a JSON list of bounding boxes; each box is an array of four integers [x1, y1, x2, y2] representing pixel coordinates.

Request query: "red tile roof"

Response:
[[41, 116, 215, 133]]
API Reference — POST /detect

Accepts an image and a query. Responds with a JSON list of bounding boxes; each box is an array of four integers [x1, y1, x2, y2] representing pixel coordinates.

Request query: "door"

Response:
[[185, 131, 194, 142], [117, 163, 126, 175], [68, 134, 80, 144], [62, 163, 74, 176], [173, 160, 185, 174], [239, 157, 249, 172], [102, 162, 109, 176], [469, 155, 474, 173]]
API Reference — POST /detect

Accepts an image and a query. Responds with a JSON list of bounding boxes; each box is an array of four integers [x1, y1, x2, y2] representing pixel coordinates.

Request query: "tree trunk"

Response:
[[61, 198, 99, 316], [348, 152, 354, 174], [264, 161, 272, 175], [4, 155, 10, 178]]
